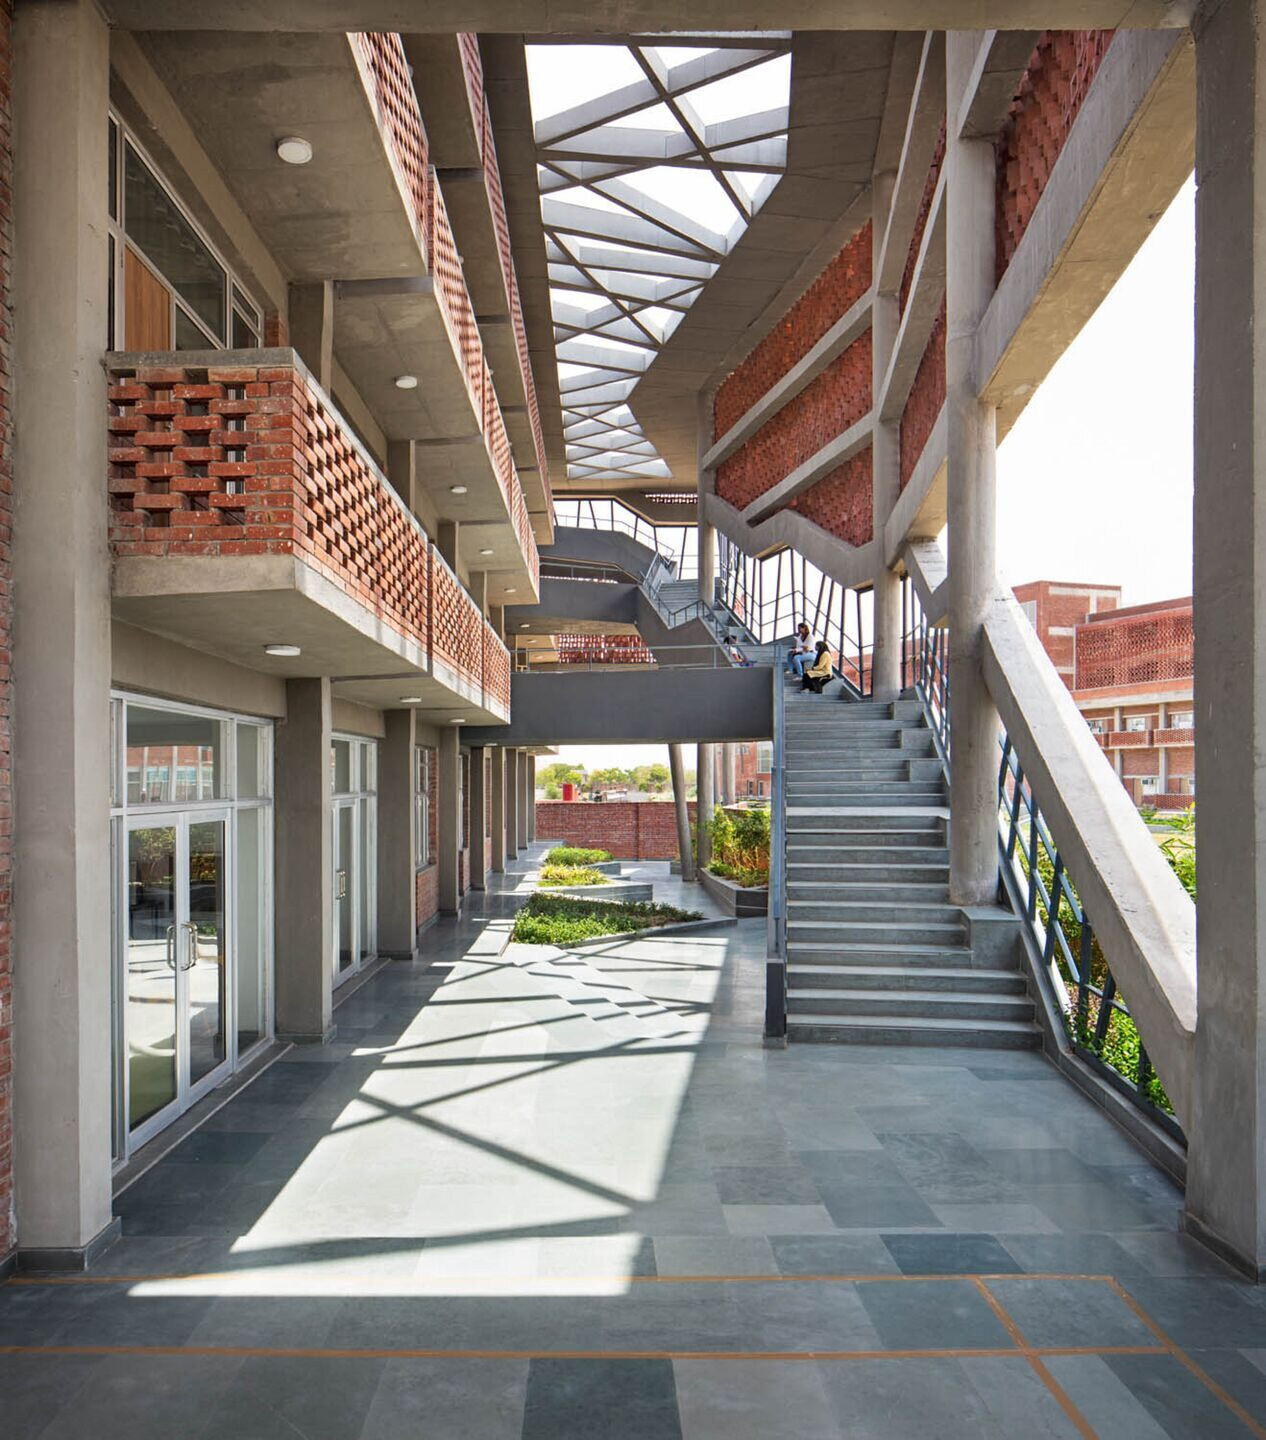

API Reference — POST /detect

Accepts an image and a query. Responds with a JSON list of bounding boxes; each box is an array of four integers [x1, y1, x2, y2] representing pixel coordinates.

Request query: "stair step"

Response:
[[787, 882, 951, 903], [787, 899, 964, 921], [785, 862, 950, 882], [784, 1014, 1041, 1049], [785, 811, 946, 829], [786, 939, 973, 963], [789, 922, 968, 946], [785, 964, 1026, 993], [787, 988, 1036, 1021]]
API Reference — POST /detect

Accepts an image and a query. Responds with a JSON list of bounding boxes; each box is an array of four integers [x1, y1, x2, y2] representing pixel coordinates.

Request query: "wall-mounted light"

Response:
[[263, 643, 301, 657], [394, 374, 419, 390], [276, 136, 313, 165]]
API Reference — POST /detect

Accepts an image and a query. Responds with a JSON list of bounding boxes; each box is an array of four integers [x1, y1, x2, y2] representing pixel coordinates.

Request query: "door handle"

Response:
[[165, 923, 177, 970], [181, 921, 199, 971]]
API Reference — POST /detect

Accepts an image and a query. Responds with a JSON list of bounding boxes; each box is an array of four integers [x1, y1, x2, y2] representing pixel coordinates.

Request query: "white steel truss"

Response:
[[525, 36, 792, 485]]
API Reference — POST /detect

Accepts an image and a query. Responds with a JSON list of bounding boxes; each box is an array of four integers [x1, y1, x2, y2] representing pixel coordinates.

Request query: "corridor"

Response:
[[1, 896, 1263, 1439]]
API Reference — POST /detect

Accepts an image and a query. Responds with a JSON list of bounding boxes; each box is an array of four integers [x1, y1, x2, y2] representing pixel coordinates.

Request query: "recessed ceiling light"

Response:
[[394, 374, 418, 390], [450, 484, 468, 495], [479, 547, 494, 557], [399, 695, 423, 704], [276, 136, 313, 165], [263, 643, 301, 657], [520, 622, 530, 628], [451, 718, 465, 725], [505, 587, 517, 594]]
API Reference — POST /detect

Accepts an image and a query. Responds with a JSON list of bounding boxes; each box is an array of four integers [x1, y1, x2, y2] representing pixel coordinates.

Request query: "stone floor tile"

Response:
[[854, 1277, 1015, 1351], [674, 1359, 842, 1439], [1104, 1353, 1264, 1438], [770, 1233, 902, 1276], [653, 1235, 779, 1276], [985, 1276, 1158, 1348], [521, 1358, 682, 1440], [881, 1232, 1023, 1276]]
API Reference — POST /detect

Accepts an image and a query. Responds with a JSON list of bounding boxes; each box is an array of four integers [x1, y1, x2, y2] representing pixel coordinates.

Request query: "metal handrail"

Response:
[[764, 665, 788, 1039], [512, 641, 772, 672]]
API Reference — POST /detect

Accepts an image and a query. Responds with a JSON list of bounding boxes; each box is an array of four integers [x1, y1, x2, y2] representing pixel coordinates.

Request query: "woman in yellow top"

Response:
[[802, 641, 835, 694]]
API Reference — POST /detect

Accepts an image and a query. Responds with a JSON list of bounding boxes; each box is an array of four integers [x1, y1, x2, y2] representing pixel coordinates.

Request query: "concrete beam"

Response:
[[955, 30, 1041, 139], [703, 492, 880, 595], [464, 668, 773, 747], [877, 32, 946, 296], [902, 538, 950, 626], [883, 406, 948, 565], [878, 175, 946, 422]]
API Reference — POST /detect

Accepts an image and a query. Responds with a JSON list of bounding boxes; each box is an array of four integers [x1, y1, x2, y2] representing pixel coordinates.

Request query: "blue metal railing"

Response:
[[913, 610, 1178, 1126], [764, 665, 788, 1039]]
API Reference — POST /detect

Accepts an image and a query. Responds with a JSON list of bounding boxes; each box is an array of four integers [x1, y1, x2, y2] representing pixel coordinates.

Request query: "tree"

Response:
[[590, 766, 632, 786], [634, 762, 671, 794], [538, 761, 585, 789]]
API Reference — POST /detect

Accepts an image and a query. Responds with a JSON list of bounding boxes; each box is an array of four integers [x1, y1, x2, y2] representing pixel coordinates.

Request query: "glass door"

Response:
[[125, 812, 233, 1147], [334, 800, 355, 980]]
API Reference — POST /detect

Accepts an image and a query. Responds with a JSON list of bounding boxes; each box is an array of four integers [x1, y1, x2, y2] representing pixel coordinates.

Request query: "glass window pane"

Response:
[[124, 142, 226, 341], [236, 723, 262, 798], [332, 739, 352, 794], [232, 309, 259, 348], [108, 118, 118, 220], [175, 306, 215, 351], [126, 704, 225, 802], [127, 824, 177, 1129], [235, 807, 267, 1051]]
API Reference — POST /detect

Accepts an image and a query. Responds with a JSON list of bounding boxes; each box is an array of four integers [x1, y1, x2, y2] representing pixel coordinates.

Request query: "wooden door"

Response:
[[125, 247, 171, 350]]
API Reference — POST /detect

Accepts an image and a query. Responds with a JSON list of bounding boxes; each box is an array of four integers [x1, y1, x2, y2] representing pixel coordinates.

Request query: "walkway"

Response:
[[3, 900, 1265, 1437]]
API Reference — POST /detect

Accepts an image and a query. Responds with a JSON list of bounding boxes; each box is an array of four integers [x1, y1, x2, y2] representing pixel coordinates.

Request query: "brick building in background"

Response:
[[1014, 581, 1194, 811]]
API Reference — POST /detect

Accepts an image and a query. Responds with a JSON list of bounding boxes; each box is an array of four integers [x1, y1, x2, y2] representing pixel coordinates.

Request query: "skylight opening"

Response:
[[525, 44, 646, 121], [687, 54, 791, 126]]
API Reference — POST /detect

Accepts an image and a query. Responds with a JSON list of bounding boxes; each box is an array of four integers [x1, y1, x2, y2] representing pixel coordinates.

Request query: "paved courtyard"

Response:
[[2, 873, 1263, 1439]]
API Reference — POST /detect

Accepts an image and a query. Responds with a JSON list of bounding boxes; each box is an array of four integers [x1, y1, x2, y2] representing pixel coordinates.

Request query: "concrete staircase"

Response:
[[782, 690, 1039, 1049]]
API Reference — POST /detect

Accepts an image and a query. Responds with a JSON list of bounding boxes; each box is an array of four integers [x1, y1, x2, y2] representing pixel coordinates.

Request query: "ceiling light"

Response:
[[479, 547, 494, 557], [451, 718, 465, 725], [394, 374, 418, 390], [520, 622, 530, 629], [276, 136, 313, 165], [450, 484, 468, 495], [505, 587, 518, 594], [399, 696, 423, 704], [263, 643, 301, 657]]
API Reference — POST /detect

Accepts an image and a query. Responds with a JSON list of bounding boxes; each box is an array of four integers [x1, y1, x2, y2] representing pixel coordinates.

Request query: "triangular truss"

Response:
[[525, 36, 792, 484]]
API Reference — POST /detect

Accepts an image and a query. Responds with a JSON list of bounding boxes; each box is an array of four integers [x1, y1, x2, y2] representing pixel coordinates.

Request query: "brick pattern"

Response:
[[483, 625, 511, 715], [788, 448, 873, 547], [556, 634, 653, 666], [899, 119, 946, 316], [353, 31, 540, 585], [714, 223, 872, 438], [1074, 603, 1193, 691], [459, 33, 551, 507], [996, 30, 1115, 282], [716, 334, 872, 512], [899, 302, 946, 492], [430, 549, 483, 690], [1013, 579, 1120, 681], [0, 0, 12, 1261], [108, 358, 431, 654], [536, 800, 698, 861]]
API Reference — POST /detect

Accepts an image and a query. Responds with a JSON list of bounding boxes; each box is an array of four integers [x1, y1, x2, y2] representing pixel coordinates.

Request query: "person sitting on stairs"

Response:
[[785, 622, 815, 680], [801, 641, 835, 694]]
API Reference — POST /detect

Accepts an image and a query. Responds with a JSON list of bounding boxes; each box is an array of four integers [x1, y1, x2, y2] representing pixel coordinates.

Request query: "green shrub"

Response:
[[539, 863, 610, 887], [708, 859, 768, 889], [545, 845, 613, 866], [511, 892, 700, 945], [706, 805, 770, 885], [1156, 806, 1196, 902]]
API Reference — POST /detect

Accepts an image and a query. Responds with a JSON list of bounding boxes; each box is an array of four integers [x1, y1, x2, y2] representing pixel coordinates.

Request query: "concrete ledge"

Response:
[[740, 414, 874, 525], [700, 867, 770, 917], [703, 491, 879, 595], [566, 916, 739, 947]]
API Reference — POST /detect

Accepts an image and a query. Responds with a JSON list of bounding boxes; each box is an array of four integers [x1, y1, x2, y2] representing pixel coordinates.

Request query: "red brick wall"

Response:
[[900, 119, 946, 316], [899, 303, 946, 491], [1013, 580, 1121, 681], [713, 222, 872, 437], [430, 548, 482, 694], [1074, 601, 1193, 691], [716, 333, 872, 511], [788, 448, 873, 547], [0, 0, 11, 1262], [996, 31, 1115, 281], [536, 800, 698, 861]]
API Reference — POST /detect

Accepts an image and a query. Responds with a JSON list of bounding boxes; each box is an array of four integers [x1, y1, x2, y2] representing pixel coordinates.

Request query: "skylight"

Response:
[[526, 36, 791, 486]]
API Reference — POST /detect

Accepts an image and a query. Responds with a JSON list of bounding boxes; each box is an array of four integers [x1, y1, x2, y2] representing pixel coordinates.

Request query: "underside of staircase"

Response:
[[782, 688, 1039, 1049]]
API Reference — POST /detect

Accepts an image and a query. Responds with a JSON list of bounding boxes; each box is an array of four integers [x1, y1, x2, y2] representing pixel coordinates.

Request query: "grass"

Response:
[[538, 863, 610, 888], [545, 845, 614, 866], [511, 892, 701, 945], [707, 860, 768, 889]]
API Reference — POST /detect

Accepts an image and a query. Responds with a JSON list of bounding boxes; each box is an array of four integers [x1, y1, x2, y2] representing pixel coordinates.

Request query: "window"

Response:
[[108, 114, 262, 353], [415, 746, 431, 869], [1087, 718, 1108, 735], [1170, 711, 1194, 730], [756, 741, 772, 771], [1124, 716, 1150, 733], [1140, 777, 1159, 794]]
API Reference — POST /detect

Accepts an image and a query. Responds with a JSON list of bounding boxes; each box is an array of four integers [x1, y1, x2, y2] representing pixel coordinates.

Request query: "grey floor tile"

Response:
[[881, 1232, 1023, 1276], [1027, 1181, 1172, 1234], [855, 1278, 1015, 1351], [723, 1203, 837, 1235], [1104, 1353, 1264, 1438], [980, 1145, 1102, 1186], [674, 1358, 841, 1438], [817, 1182, 942, 1229], [1043, 1354, 1174, 1439], [358, 1357, 528, 1440], [522, 1358, 682, 1440], [653, 1235, 779, 1277], [712, 1165, 822, 1205], [1120, 1279, 1266, 1350], [997, 1230, 1144, 1275], [985, 1276, 1158, 1348], [770, 1233, 902, 1276], [34, 1355, 246, 1440], [0, 1353, 102, 1440], [726, 1279, 880, 1352], [229, 1356, 385, 1440]]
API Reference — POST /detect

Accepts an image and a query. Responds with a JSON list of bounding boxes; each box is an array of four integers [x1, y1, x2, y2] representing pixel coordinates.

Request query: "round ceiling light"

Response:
[[504, 587, 518, 594], [450, 484, 468, 495], [451, 718, 465, 725], [479, 547, 494, 557], [276, 136, 313, 165], [519, 622, 530, 629], [263, 643, 301, 658], [399, 695, 423, 704], [394, 374, 419, 390]]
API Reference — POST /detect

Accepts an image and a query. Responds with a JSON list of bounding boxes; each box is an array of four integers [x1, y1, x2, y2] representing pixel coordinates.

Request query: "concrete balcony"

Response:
[[135, 28, 541, 600], [107, 351, 510, 724], [1154, 727, 1195, 746], [1104, 729, 1152, 747]]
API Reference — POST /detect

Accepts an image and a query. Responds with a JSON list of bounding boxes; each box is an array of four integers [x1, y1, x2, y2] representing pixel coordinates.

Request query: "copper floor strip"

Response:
[[973, 1277, 1098, 1440], [1106, 1276, 1266, 1440]]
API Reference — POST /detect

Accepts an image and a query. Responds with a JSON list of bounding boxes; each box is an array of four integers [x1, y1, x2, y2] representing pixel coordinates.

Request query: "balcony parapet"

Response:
[[1104, 730, 1151, 748]]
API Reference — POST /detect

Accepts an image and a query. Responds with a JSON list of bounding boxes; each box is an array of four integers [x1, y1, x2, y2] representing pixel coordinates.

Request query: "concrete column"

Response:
[[1186, 0, 1266, 1277], [871, 169, 903, 703], [288, 280, 335, 391], [11, 0, 115, 1261], [490, 605, 506, 642], [669, 744, 696, 881], [437, 725, 461, 913], [517, 748, 530, 852], [505, 747, 520, 859], [945, 31, 1001, 906], [527, 756, 537, 841], [469, 745, 488, 889], [438, 520, 460, 574], [698, 519, 717, 603], [721, 743, 738, 805], [387, 440, 416, 512], [274, 679, 334, 1041], [377, 709, 416, 955], [697, 742, 716, 870], [490, 746, 507, 872]]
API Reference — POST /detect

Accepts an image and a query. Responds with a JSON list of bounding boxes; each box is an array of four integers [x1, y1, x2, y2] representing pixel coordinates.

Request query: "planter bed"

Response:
[[540, 878, 653, 903], [700, 867, 769, 917]]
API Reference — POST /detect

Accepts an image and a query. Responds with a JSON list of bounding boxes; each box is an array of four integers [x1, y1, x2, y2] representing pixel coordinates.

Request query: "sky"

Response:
[[543, 114, 1196, 772]]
